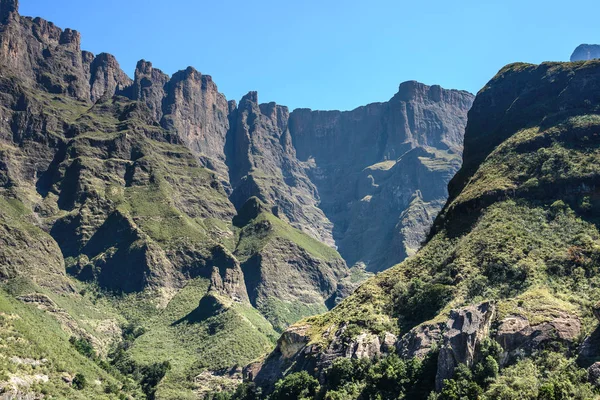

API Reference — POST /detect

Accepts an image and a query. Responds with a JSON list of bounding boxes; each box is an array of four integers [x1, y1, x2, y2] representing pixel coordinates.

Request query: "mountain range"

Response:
[[2, 0, 600, 399], [0, 1, 476, 398]]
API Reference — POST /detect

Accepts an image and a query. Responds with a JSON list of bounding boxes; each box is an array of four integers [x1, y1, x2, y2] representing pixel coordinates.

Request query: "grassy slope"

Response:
[[110, 278, 278, 400], [0, 84, 282, 399], [235, 212, 341, 264], [234, 209, 345, 331]]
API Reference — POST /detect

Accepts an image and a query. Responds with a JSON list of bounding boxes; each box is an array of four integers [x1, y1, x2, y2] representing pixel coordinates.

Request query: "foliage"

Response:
[[69, 336, 96, 359], [72, 373, 87, 390], [270, 371, 320, 400], [393, 278, 454, 329]]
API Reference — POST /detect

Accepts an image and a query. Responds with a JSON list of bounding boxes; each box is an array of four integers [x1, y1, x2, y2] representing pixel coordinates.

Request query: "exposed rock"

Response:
[[228, 92, 334, 246], [235, 199, 347, 330], [435, 302, 495, 391], [398, 322, 444, 359], [288, 82, 473, 271], [129, 59, 169, 121], [88, 52, 132, 102], [496, 312, 581, 365], [209, 261, 250, 304], [194, 368, 243, 398], [161, 67, 231, 180], [250, 322, 398, 392], [588, 362, 600, 387], [571, 44, 600, 62]]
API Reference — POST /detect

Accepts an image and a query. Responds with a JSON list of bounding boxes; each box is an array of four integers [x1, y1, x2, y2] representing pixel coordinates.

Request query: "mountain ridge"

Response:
[[248, 59, 600, 399], [0, 1, 474, 398]]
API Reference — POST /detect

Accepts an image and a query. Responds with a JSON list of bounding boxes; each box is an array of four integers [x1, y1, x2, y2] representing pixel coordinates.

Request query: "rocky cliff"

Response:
[[251, 60, 600, 398], [0, 1, 475, 398]]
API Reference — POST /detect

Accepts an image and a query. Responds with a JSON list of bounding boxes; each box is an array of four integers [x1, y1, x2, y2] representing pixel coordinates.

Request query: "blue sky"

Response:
[[20, 0, 599, 111]]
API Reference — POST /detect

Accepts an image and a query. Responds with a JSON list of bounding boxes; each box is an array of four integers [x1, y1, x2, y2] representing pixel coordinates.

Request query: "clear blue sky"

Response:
[[20, 0, 599, 111]]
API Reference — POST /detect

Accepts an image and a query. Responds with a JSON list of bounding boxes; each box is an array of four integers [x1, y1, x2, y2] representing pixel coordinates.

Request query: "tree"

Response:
[[271, 371, 320, 400]]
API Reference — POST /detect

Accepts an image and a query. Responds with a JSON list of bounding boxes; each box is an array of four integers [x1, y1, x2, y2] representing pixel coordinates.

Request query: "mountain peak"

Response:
[[396, 80, 444, 102], [570, 44, 600, 61], [241, 90, 258, 104]]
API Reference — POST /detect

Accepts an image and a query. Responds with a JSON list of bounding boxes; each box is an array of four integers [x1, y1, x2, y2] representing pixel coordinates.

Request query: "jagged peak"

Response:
[[92, 52, 118, 64], [228, 99, 237, 113], [59, 28, 80, 45], [241, 91, 258, 104]]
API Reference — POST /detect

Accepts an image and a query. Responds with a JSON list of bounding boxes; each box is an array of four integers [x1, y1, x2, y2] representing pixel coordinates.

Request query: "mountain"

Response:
[[571, 44, 600, 61], [0, 1, 474, 398], [248, 60, 600, 398]]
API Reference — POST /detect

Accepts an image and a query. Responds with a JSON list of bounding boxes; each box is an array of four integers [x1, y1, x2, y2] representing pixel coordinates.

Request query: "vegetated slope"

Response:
[[0, 1, 344, 398], [248, 60, 600, 399], [0, 0, 475, 398]]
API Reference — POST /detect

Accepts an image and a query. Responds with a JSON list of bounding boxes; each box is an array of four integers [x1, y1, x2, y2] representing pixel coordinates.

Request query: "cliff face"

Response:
[[0, 1, 476, 398], [288, 82, 472, 270], [253, 60, 600, 398]]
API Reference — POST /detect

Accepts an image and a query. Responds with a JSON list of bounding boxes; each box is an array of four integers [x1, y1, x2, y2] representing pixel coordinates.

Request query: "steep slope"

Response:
[[0, 1, 477, 398], [571, 44, 600, 61], [0, 2, 354, 398], [233, 197, 347, 331], [250, 60, 600, 399], [228, 84, 473, 272]]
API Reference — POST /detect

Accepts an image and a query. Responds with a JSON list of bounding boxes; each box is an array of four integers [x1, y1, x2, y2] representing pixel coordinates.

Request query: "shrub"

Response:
[[72, 373, 87, 390], [271, 371, 319, 400], [393, 279, 454, 327], [69, 336, 96, 359]]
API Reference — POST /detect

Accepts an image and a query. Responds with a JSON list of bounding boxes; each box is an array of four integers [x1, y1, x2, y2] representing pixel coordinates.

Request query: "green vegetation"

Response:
[[247, 61, 600, 399], [235, 211, 341, 263], [0, 285, 141, 399]]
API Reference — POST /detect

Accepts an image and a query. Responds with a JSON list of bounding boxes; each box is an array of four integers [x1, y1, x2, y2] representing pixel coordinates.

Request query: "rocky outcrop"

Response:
[[88, 53, 132, 102], [161, 67, 231, 180], [227, 92, 335, 246], [571, 44, 600, 61], [435, 303, 495, 390], [129, 59, 169, 121], [234, 198, 347, 330], [588, 362, 600, 387], [248, 322, 398, 392], [398, 322, 444, 359], [496, 312, 581, 366]]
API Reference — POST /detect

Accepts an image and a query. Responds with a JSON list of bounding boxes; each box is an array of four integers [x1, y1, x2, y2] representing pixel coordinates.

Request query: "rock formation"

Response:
[[0, 1, 476, 397], [571, 44, 600, 61], [254, 60, 600, 397]]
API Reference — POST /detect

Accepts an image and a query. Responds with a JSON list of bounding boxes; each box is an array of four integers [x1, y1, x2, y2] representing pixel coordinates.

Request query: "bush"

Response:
[[271, 371, 319, 400], [72, 373, 87, 390], [69, 336, 96, 359], [393, 279, 454, 328], [140, 361, 171, 399]]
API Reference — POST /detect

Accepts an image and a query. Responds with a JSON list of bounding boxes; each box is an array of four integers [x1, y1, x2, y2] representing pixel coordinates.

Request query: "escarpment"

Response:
[[251, 60, 600, 398], [0, 0, 477, 398]]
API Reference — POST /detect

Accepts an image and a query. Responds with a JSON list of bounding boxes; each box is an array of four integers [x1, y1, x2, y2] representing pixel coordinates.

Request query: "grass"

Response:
[[0, 285, 133, 399], [123, 284, 277, 399], [235, 212, 341, 263]]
